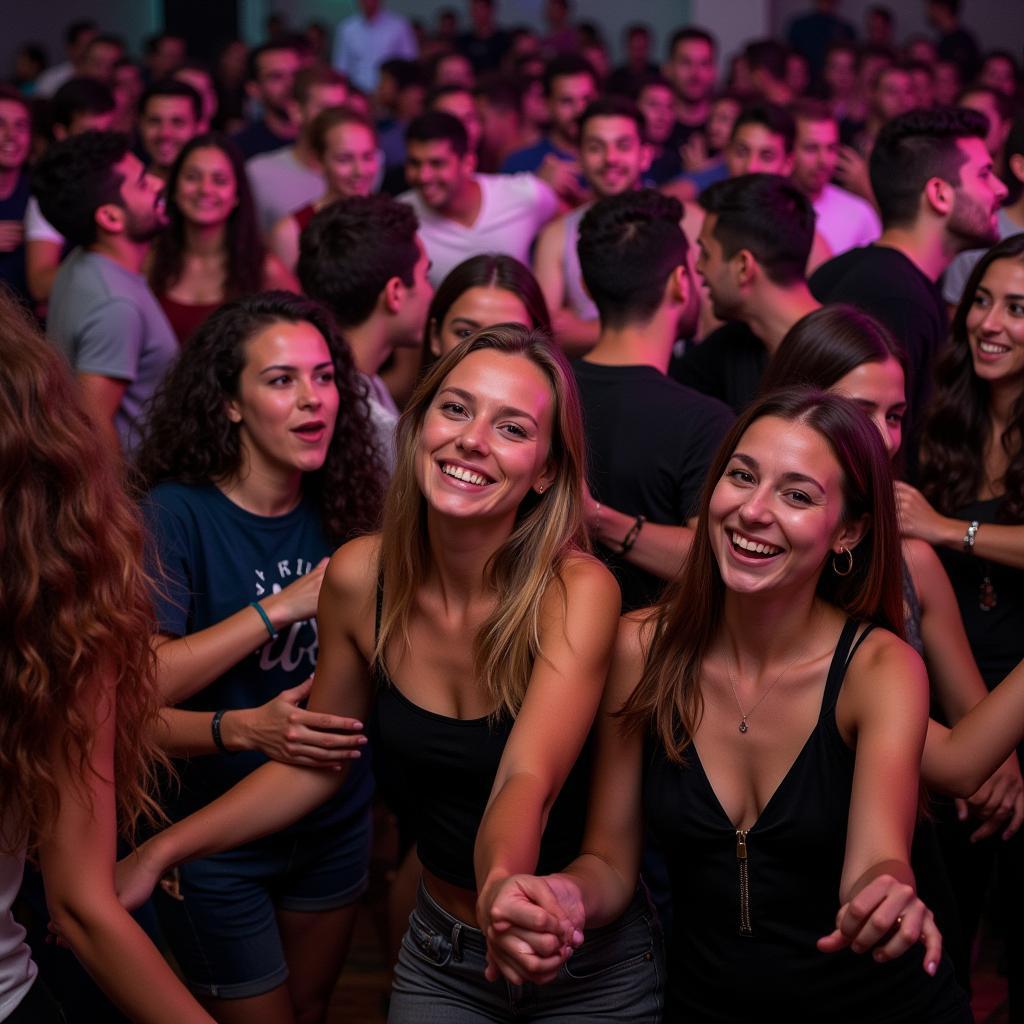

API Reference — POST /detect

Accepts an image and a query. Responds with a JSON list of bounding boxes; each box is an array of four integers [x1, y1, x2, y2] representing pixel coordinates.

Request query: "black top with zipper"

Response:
[[644, 618, 970, 1023]]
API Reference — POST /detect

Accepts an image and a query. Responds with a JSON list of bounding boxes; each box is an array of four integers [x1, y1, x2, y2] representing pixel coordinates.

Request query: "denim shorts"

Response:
[[155, 805, 371, 999], [389, 881, 664, 1023]]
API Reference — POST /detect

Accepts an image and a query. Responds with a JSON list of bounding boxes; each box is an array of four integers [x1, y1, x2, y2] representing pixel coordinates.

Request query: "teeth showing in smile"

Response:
[[441, 463, 490, 486], [978, 340, 1011, 355], [731, 531, 782, 557]]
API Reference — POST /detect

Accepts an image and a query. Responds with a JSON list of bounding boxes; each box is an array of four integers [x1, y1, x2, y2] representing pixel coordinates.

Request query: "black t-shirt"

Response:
[[810, 245, 947, 473], [0, 171, 30, 304], [573, 360, 734, 611], [455, 30, 511, 72], [229, 118, 293, 160], [671, 321, 769, 415]]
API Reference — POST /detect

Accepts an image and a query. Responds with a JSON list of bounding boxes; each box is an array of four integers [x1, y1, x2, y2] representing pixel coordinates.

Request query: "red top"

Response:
[[292, 203, 318, 233], [157, 293, 222, 346]]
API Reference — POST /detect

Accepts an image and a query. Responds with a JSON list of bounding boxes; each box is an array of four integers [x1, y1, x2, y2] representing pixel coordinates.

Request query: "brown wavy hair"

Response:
[[134, 291, 384, 542], [918, 233, 1024, 523], [375, 324, 589, 718], [0, 291, 168, 853], [620, 388, 904, 762]]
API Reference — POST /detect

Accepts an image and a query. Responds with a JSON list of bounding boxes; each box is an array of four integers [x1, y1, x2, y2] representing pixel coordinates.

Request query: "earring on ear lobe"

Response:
[[536, 484, 546, 494], [832, 545, 853, 576]]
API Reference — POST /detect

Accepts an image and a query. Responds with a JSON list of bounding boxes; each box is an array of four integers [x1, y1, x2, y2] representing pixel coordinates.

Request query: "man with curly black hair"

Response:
[[298, 193, 432, 473], [32, 130, 176, 454]]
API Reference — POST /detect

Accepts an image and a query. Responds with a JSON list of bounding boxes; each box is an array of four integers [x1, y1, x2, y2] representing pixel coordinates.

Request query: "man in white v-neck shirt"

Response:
[[397, 111, 559, 288]]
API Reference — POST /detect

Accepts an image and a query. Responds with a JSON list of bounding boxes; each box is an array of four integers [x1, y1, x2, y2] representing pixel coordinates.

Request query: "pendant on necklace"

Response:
[[739, 719, 749, 734], [979, 575, 998, 612]]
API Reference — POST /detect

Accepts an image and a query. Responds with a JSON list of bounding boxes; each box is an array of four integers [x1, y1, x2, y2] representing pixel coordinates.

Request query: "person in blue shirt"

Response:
[[133, 291, 385, 1024]]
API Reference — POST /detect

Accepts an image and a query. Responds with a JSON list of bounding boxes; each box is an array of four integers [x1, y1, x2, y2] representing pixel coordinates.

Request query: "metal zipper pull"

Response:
[[736, 829, 752, 936]]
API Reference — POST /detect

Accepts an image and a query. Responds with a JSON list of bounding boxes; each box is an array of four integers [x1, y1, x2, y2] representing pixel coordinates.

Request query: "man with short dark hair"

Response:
[[676, 173, 821, 413], [500, 53, 598, 194], [533, 97, 651, 354], [725, 102, 796, 177], [298, 194, 432, 471], [33, 131, 176, 453], [398, 111, 558, 286], [790, 100, 881, 256], [79, 34, 125, 87], [230, 42, 302, 159], [25, 77, 117, 303], [144, 31, 187, 82], [607, 23, 659, 97], [138, 78, 202, 179], [474, 75, 530, 172], [811, 106, 1007, 461], [927, 0, 980, 84], [573, 188, 733, 610], [663, 28, 718, 148], [35, 19, 98, 97], [745, 39, 796, 106], [455, 0, 511, 74], [246, 66, 349, 234]]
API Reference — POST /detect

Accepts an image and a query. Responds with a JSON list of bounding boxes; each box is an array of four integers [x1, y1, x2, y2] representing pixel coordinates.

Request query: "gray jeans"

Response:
[[388, 882, 663, 1023]]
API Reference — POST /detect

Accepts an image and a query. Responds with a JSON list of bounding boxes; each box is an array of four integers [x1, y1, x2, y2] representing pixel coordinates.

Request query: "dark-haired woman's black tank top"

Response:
[[367, 585, 593, 890], [644, 619, 970, 1023]]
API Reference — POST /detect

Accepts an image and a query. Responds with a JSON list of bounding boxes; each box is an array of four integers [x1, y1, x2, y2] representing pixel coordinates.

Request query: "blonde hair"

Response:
[[374, 324, 589, 717]]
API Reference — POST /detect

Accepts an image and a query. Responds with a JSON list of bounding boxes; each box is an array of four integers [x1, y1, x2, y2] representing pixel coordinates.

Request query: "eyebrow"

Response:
[[259, 361, 334, 373], [731, 452, 825, 492], [440, 385, 539, 427]]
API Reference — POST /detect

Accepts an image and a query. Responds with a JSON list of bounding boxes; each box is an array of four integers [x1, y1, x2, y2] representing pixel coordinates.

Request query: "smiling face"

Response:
[[175, 145, 238, 227], [709, 416, 858, 596], [579, 114, 650, 198], [406, 138, 473, 213], [416, 349, 555, 524], [431, 285, 533, 357], [225, 319, 340, 481], [966, 257, 1024, 388], [322, 121, 379, 198], [831, 357, 907, 459], [0, 99, 31, 172], [140, 95, 199, 173]]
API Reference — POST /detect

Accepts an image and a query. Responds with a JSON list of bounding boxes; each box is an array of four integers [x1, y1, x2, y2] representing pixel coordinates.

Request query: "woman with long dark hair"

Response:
[[133, 292, 384, 1024], [118, 325, 663, 1022], [482, 390, 1008, 1021], [149, 133, 296, 344], [898, 232, 1024, 1016], [0, 293, 212, 1023]]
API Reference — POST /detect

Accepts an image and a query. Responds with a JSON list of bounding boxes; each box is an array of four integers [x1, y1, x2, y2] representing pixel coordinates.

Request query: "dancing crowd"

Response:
[[2, 1, 1024, 1022]]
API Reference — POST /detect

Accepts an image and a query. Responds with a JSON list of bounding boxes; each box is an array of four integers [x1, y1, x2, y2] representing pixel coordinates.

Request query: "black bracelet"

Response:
[[211, 710, 233, 755], [620, 514, 646, 554]]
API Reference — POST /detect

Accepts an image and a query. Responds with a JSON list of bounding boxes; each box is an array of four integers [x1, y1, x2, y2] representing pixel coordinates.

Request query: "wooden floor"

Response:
[[326, 894, 1011, 1024]]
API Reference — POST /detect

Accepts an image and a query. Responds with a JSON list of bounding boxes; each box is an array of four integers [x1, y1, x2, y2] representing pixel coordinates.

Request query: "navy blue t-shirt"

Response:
[[0, 171, 30, 304], [144, 481, 372, 829]]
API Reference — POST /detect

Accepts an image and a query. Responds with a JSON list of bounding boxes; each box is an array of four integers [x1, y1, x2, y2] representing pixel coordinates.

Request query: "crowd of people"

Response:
[[2, 0, 1024, 1022]]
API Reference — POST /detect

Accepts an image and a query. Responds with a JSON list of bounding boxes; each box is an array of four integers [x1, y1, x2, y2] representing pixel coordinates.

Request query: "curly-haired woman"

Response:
[[0, 294, 212, 1022], [132, 291, 384, 1024]]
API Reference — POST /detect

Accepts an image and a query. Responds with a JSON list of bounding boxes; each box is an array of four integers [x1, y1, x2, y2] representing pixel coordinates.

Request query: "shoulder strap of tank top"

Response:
[[823, 618, 875, 709]]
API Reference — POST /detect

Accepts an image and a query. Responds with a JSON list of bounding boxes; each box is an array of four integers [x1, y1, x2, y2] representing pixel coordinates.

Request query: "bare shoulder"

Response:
[[324, 533, 381, 603], [558, 551, 619, 599], [539, 552, 621, 634], [901, 537, 945, 594], [843, 624, 928, 706], [536, 212, 566, 248]]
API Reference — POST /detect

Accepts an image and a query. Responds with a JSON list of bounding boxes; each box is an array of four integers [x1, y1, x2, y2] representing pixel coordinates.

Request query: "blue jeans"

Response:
[[389, 882, 663, 1023]]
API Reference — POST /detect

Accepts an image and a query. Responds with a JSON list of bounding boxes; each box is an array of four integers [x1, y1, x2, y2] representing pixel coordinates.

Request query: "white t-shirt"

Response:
[[361, 372, 399, 476], [331, 10, 417, 93], [398, 173, 559, 288], [246, 147, 324, 236], [812, 183, 882, 258], [24, 196, 63, 245]]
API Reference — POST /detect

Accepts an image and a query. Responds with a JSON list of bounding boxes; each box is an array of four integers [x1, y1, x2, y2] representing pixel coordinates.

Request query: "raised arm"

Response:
[[39, 675, 215, 1023], [117, 538, 378, 907], [819, 631, 940, 973]]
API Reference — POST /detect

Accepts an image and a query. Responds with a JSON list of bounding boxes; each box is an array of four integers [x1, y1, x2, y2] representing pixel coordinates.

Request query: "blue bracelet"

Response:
[[250, 601, 278, 639]]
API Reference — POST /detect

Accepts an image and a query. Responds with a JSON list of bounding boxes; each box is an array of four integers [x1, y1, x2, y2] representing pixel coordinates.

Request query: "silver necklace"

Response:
[[727, 654, 804, 734]]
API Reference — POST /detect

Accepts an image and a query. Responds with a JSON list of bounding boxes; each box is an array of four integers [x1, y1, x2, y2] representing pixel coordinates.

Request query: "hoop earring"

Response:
[[832, 546, 853, 576]]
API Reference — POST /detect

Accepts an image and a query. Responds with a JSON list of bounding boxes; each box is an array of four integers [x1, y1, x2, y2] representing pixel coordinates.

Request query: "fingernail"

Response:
[[572, 929, 584, 945], [927, 961, 937, 976], [352, 721, 363, 729], [874, 950, 886, 962]]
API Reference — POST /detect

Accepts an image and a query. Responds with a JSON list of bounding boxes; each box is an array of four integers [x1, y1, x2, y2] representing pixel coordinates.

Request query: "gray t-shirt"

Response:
[[361, 372, 399, 477], [47, 248, 178, 453], [246, 147, 324, 235], [942, 207, 1022, 305]]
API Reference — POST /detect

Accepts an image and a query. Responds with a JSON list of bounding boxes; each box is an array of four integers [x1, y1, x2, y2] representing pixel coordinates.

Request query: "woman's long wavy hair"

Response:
[[620, 389, 904, 762], [375, 324, 589, 718], [0, 292, 168, 853], [148, 132, 265, 300], [918, 233, 1024, 522], [135, 291, 384, 542]]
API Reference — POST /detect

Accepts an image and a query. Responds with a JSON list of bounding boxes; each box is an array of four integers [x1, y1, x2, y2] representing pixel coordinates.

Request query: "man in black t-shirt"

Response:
[[675, 173, 821, 413], [574, 189, 734, 611], [810, 106, 1007, 465]]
